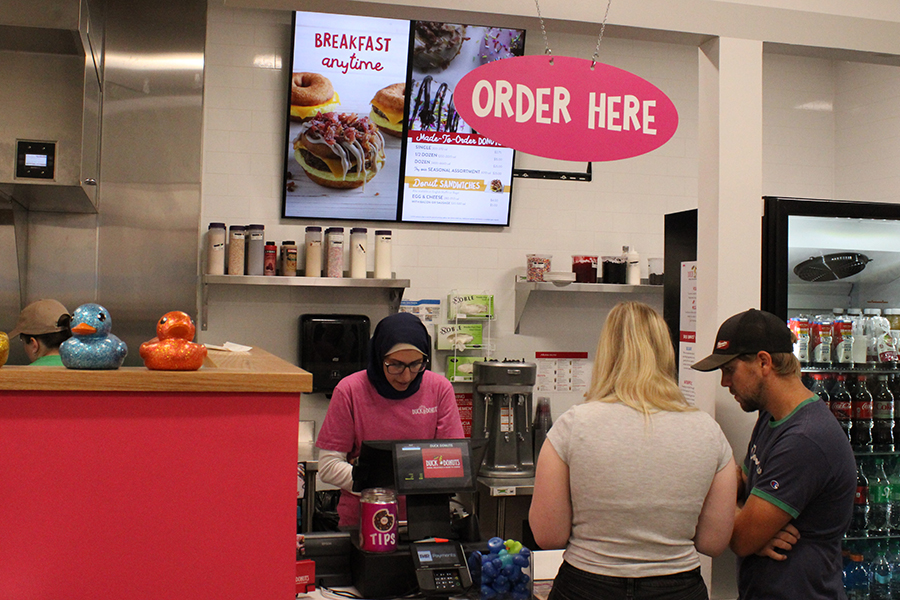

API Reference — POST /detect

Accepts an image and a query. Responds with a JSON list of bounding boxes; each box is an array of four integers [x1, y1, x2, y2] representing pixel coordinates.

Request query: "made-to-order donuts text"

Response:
[[470, 80, 659, 134]]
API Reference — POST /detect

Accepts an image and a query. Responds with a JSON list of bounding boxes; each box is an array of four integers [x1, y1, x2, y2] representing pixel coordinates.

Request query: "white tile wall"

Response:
[[200, 4, 701, 421], [762, 53, 836, 199], [200, 4, 900, 427], [835, 61, 900, 202]]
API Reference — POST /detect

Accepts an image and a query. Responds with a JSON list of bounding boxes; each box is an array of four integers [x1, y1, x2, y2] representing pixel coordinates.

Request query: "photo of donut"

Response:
[[369, 83, 405, 137], [290, 72, 340, 121], [478, 27, 525, 65], [413, 22, 467, 72], [293, 112, 386, 189]]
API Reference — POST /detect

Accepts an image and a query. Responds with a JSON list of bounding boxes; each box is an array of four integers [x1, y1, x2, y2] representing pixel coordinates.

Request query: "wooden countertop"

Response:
[[0, 347, 312, 393]]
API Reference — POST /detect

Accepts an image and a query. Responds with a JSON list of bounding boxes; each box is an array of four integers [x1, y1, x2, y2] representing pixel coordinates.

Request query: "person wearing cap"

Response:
[[9, 299, 72, 366], [692, 309, 855, 600], [315, 311, 464, 528]]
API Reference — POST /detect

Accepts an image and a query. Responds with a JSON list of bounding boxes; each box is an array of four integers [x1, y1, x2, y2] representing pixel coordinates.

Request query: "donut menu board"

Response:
[[283, 11, 525, 226]]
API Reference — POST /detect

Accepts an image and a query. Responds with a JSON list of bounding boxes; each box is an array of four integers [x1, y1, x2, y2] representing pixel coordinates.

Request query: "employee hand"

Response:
[[755, 523, 800, 560]]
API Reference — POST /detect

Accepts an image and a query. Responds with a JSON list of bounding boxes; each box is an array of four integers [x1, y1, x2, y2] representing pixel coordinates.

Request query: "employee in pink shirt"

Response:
[[316, 311, 464, 528]]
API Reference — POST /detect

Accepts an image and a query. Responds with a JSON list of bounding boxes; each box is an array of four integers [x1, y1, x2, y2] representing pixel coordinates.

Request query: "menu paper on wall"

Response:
[[679, 261, 698, 406], [535, 351, 590, 392]]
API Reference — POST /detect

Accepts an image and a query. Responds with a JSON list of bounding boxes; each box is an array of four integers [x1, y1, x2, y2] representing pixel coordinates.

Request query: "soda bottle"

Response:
[[872, 541, 892, 600], [845, 552, 871, 600], [809, 373, 831, 411], [889, 457, 900, 532], [853, 375, 874, 452], [831, 374, 853, 444], [811, 315, 833, 367], [890, 539, 900, 599], [869, 458, 892, 535], [874, 375, 896, 452], [852, 461, 870, 535]]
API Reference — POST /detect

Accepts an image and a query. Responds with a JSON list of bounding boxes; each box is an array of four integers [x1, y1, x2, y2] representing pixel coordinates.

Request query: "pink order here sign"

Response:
[[454, 55, 679, 162]]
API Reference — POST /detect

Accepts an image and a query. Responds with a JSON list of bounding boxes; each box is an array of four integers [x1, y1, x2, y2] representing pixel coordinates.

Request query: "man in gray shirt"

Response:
[[693, 309, 855, 600]]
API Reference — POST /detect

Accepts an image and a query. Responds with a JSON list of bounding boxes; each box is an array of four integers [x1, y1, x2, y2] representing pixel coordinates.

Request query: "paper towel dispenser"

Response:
[[299, 314, 370, 395]]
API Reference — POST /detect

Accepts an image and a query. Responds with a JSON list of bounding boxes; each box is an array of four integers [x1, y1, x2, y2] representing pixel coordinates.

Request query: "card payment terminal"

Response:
[[411, 541, 473, 596]]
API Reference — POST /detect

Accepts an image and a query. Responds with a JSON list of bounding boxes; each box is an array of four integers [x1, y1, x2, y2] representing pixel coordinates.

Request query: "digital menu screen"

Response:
[[283, 11, 525, 226]]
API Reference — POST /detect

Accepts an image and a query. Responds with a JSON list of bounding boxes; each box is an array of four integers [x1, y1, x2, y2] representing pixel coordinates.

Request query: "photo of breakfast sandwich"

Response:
[[293, 112, 386, 189], [290, 72, 340, 121], [369, 83, 405, 137], [413, 21, 467, 71]]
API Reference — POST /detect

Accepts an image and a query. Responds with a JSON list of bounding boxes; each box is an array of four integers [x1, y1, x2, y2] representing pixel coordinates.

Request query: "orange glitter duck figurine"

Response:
[[139, 311, 207, 371]]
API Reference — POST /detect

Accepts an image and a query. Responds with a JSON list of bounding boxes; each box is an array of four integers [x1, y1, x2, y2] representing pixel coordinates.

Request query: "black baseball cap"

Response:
[[691, 309, 794, 372]]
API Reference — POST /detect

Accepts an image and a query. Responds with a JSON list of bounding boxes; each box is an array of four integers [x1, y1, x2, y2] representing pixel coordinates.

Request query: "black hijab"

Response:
[[366, 312, 432, 400]]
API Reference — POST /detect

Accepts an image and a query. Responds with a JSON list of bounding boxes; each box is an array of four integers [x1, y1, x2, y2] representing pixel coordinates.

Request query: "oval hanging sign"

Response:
[[454, 55, 679, 162]]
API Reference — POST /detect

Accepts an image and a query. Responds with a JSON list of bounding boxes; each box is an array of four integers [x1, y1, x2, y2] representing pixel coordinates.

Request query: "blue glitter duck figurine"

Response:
[[60, 303, 128, 370]]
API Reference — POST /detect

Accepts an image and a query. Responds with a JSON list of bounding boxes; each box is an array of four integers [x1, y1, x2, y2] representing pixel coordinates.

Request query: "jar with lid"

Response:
[[281, 240, 298, 276], [206, 222, 226, 275], [350, 227, 368, 279], [864, 308, 895, 368], [325, 227, 344, 278], [304, 226, 322, 277], [886, 309, 900, 365], [264, 241, 277, 276], [359, 488, 398, 553], [624, 245, 641, 285], [374, 230, 392, 279], [245, 224, 265, 276], [227, 225, 246, 275]]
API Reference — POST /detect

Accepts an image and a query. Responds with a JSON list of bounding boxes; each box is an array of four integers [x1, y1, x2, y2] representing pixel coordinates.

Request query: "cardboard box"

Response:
[[400, 299, 442, 323], [447, 356, 488, 381], [296, 559, 316, 593], [435, 323, 484, 351], [447, 294, 494, 319]]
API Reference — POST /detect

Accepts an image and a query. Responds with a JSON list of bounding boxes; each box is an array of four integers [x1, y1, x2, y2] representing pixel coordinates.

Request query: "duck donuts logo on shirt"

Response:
[[422, 447, 465, 479], [454, 55, 679, 162]]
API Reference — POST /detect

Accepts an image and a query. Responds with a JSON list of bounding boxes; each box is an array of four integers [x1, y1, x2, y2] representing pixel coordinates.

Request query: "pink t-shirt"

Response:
[[315, 370, 464, 527]]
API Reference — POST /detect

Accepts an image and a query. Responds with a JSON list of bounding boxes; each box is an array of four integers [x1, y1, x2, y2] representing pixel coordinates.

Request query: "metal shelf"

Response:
[[200, 273, 410, 330], [514, 280, 663, 333], [203, 274, 409, 289]]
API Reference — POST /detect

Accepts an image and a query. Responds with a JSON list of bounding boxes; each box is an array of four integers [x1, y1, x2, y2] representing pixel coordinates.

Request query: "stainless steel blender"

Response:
[[472, 360, 537, 478]]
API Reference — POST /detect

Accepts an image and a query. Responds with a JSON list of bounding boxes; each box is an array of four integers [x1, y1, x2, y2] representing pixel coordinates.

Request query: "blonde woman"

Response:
[[530, 302, 736, 600]]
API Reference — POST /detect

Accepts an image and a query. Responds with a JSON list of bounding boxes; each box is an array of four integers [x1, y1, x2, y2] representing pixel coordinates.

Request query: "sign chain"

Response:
[[532, 0, 613, 68]]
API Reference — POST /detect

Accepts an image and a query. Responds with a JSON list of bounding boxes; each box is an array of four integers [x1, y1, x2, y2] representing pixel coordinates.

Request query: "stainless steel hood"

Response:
[[0, 0, 103, 213]]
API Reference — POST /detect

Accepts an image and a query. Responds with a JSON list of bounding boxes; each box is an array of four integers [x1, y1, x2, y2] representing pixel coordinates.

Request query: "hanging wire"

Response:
[[533, 0, 553, 65], [532, 0, 613, 68], [590, 0, 614, 69]]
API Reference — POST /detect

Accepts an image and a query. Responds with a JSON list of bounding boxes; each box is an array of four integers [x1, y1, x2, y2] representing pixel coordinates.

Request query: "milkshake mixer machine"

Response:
[[472, 360, 537, 478]]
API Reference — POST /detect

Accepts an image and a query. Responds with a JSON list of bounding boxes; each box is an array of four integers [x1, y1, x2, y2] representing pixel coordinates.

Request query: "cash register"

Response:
[[349, 438, 484, 597]]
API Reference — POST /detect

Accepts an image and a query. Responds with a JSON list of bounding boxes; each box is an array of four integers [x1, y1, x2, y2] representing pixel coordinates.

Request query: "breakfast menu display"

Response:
[[283, 11, 524, 226]]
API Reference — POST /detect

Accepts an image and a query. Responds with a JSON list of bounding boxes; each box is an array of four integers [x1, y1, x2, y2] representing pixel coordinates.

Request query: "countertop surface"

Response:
[[0, 347, 312, 393]]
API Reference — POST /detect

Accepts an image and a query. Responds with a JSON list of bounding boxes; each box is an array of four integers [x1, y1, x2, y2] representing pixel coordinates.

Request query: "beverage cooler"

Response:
[[762, 196, 900, 597]]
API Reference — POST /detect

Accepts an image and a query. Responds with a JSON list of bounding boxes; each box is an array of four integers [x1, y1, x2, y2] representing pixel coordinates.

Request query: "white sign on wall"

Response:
[[679, 261, 698, 405]]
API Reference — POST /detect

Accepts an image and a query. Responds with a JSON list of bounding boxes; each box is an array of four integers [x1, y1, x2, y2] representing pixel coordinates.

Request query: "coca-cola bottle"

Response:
[[809, 373, 831, 411], [852, 375, 874, 452], [873, 375, 895, 452], [851, 460, 870, 535], [831, 374, 853, 444]]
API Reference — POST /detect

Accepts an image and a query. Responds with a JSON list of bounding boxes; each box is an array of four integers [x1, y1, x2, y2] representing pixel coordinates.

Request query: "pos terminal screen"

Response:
[[392, 439, 475, 495]]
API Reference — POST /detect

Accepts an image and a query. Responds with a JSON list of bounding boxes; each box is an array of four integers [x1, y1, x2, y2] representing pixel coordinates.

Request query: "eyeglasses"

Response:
[[384, 359, 428, 375]]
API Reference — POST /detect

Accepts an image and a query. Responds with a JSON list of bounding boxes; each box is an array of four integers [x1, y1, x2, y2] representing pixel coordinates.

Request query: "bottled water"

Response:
[[845, 553, 871, 600], [872, 542, 892, 600]]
